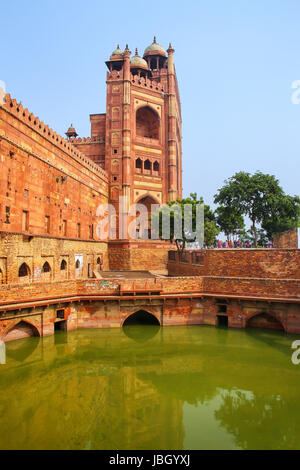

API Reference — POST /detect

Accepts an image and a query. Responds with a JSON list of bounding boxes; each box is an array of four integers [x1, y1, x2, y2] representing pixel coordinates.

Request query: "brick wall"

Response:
[[0, 233, 108, 286], [273, 228, 298, 248], [108, 240, 175, 274], [168, 249, 300, 279]]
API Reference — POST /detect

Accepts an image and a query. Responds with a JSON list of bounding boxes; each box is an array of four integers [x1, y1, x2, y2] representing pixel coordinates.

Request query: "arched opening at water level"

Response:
[[123, 310, 160, 326], [122, 310, 160, 342], [246, 313, 284, 332]]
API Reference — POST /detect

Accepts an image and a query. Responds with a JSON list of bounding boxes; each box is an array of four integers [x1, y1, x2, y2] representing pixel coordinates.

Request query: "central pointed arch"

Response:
[[122, 310, 161, 327], [135, 194, 160, 238]]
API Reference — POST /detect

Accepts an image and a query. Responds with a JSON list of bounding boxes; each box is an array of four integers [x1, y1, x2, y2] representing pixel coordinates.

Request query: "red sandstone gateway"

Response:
[[0, 40, 299, 341]]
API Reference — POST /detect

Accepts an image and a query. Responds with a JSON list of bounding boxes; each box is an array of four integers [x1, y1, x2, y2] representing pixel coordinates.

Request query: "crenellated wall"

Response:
[[0, 94, 108, 240]]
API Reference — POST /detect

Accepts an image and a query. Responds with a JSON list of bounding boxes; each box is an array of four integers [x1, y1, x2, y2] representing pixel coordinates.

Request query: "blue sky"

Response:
[[1, 0, 299, 209]]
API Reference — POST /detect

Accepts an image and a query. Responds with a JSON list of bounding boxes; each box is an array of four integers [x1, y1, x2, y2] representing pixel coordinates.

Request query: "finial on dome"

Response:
[[135, 48, 138, 56], [117, 44, 120, 48], [125, 44, 129, 50], [153, 36, 157, 43]]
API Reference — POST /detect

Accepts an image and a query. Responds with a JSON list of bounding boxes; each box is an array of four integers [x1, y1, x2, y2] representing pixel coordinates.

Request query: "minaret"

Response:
[[121, 44, 132, 235], [167, 43, 177, 201]]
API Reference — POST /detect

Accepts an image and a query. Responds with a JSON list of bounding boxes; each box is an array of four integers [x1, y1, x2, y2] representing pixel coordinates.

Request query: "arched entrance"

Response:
[[122, 310, 160, 342], [246, 313, 284, 331], [4, 320, 40, 342], [136, 195, 159, 238], [123, 310, 160, 326]]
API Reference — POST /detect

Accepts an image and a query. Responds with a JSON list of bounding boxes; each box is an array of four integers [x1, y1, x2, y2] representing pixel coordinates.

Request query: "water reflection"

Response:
[[0, 325, 300, 450], [122, 325, 160, 342]]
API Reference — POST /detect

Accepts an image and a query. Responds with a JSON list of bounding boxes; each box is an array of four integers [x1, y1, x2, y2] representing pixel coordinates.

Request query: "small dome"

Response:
[[65, 123, 78, 139], [130, 49, 148, 70], [144, 37, 166, 57], [111, 44, 123, 56]]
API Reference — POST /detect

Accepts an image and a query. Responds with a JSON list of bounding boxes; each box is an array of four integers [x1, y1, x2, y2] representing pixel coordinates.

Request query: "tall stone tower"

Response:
[[72, 38, 182, 240]]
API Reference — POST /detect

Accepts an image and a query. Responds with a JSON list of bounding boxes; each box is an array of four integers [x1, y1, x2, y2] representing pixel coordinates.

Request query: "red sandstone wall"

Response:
[[168, 249, 300, 279], [202, 276, 300, 300], [0, 95, 108, 240], [108, 241, 175, 274]]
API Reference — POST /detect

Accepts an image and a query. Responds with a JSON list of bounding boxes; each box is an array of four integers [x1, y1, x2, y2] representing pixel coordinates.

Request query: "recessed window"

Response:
[[136, 158, 142, 169], [24, 189, 29, 197], [60, 259, 67, 270], [144, 159, 151, 171], [18, 263, 30, 278], [62, 220, 67, 236], [45, 216, 50, 233], [56, 309, 65, 319], [22, 210, 29, 231], [113, 149, 118, 154], [42, 261, 51, 273], [5, 206, 10, 224]]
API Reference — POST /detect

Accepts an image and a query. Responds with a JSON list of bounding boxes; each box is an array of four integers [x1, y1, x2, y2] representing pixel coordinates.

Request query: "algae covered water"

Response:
[[0, 325, 300, 450]]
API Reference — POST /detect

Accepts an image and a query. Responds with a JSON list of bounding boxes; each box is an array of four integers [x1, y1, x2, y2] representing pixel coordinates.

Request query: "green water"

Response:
[[1, 325, 300, 450]]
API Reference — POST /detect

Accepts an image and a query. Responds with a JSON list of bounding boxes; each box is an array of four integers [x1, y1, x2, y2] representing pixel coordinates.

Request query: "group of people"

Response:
[[216, 240, 273, 249]]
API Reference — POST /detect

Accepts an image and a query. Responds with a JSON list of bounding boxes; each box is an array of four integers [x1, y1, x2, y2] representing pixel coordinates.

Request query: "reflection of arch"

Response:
[[4, 320, 40, 341], [136, 106, 159, 139], [60, 259, 67, 270], [122, 310, 161, 327], [42, 261, 51, 273], [18, 263, 30, 278], [246, 312, 284, 331]]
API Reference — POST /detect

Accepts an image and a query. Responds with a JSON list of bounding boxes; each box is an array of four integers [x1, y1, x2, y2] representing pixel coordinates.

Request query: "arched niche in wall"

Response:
[[136, 106, 160, 140]]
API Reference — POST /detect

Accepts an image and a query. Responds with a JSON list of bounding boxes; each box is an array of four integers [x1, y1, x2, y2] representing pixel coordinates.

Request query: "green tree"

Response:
[[215, 205, 245, 241], [262, 194, 300, 240], [151, 193, 219, 252], [214, 171, 300, 247]]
